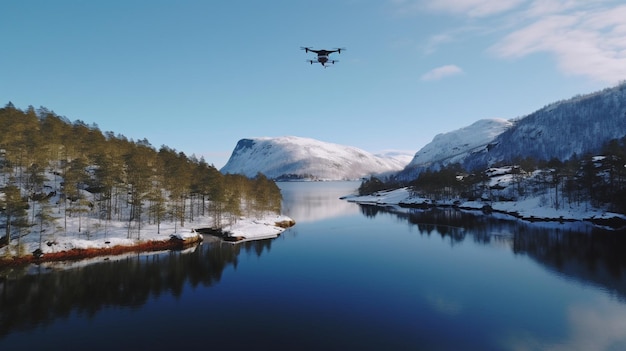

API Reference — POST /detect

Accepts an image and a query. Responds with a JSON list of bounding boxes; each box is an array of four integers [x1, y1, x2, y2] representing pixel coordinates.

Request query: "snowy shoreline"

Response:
[[0, 214, 295, 267], [197, 215, 296, 243], [342, 187, 626, 231]]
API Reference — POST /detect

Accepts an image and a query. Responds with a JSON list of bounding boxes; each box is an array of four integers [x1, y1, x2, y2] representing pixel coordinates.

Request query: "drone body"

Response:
[[301, 47, 345, 67]]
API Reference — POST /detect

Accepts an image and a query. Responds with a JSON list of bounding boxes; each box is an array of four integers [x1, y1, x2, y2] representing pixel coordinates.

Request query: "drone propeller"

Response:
[[300, 46, 313, 53], [334, 47, 346, 54]]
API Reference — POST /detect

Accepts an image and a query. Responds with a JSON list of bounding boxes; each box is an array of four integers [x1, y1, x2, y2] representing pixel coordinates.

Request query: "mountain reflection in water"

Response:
[[280, 181, 360, 222]]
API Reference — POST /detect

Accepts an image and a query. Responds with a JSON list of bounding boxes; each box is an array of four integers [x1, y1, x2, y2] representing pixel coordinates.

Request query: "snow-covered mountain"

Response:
[[220, 136, 411, 180], [398, 82, 626, 180], [462, 83, 626, 170], [223, 84, 626, 182], [397, 118, 513, 179], [374, 150, 415, 166]]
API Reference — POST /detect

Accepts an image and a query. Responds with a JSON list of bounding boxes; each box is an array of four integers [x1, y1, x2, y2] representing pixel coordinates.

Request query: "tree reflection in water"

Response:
[[3, 204, 626, 344], [360, 204, 626, 302], [0, 238, 273, 338]]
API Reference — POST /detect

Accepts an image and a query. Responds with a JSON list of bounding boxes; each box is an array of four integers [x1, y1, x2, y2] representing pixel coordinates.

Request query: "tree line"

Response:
[[360, 136, 626, 214], [0, 102, 282, 249]]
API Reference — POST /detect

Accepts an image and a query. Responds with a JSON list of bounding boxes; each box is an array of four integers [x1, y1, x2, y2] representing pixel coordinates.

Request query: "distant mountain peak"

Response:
[[398, 118, 512, 179], [221, 136, 411, 181]]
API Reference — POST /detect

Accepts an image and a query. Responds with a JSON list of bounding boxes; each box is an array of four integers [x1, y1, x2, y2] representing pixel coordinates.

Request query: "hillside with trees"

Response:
[[358, 137, 626, 226], [396, 82, 626, 181], [462, 82, 626, 172], [0, 103, 283, 257], [356, 83, 626, 226]]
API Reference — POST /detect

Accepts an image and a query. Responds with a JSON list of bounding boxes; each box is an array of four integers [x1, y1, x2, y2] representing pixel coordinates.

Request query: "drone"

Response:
[[301, 47, 345, 67]]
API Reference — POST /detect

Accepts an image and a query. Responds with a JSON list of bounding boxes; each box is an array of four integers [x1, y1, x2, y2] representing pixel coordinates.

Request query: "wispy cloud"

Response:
[[421, 64, 464, 81], [392, 0, 526, 17], [501, 300, 626, 351], [422, 0, 526, 17], [491, 2, 626, 83], [393, 0, 626, 83], [423, 33, 454, 54]]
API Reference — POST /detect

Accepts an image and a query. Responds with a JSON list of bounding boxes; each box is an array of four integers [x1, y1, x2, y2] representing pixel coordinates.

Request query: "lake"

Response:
[[2, 181, 626, 350]]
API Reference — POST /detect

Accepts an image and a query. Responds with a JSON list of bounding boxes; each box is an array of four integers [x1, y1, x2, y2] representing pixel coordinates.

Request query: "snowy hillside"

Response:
[[397, 82, 626, 180], [220, 136, 411, 180], [397, 118, 512, 179], [374, 150, 415, 166], [463, 83, 626, 170]]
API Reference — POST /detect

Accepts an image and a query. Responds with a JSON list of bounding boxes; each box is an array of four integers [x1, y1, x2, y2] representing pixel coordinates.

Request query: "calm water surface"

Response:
[[2, 181, 626, 350]]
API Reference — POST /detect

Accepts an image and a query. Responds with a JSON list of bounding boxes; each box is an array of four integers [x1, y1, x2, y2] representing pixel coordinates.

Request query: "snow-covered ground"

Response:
[[0, 162, 295, 264], [345, 187, 623, 222], [344, 167, 626, 230], [220, 214, 294, 243], [0, 213, 294, 261]]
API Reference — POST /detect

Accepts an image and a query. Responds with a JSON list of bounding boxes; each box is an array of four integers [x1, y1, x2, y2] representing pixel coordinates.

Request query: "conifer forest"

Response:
[[0, 103, 282, 251]]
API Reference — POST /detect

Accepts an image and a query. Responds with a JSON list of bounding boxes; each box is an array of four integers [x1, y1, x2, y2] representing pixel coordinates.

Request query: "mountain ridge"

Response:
[[221, 83, 626, 182], [220, 136, 411, 180], [398, 82, 626, 179], [462, 83, 626, 171], [397, 118, 513, 179]]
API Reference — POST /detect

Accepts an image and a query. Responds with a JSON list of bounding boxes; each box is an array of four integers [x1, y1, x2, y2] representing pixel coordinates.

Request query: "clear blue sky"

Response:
[[3, 0, 625, 168]]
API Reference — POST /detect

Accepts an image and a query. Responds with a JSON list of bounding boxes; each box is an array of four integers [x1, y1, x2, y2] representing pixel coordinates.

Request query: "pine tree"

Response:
[[0, 185, 29, 254]]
